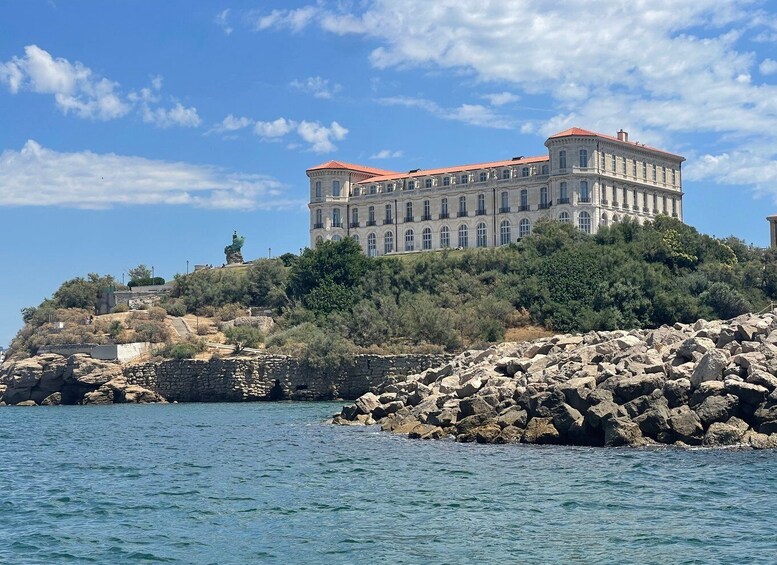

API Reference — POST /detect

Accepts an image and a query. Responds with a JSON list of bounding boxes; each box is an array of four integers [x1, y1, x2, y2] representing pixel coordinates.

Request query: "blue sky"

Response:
[[2, 0, 777, 346]]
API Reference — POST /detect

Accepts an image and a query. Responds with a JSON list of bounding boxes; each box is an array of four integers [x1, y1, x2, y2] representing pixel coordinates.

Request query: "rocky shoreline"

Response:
[[335, 311, 777, 449]]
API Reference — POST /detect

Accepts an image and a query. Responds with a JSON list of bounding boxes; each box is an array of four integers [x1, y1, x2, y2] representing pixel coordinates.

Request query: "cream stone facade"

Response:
[[768, 215, 777, 248], [307, 127, 685, 256]]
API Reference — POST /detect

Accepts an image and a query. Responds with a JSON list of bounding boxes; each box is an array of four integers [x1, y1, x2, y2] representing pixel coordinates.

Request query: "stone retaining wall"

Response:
[[123, 353, 453, 402]]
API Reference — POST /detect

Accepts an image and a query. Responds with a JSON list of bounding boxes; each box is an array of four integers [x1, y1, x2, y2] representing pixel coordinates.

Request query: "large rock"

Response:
[[725, 381, 769, 405], [613, 373, 665, 403], [694, 394, 739, 427], [604, 417, 647, 447], [354, 392, 381, 415], [497, 406, 528, 429], [633, 403, 672, 440], [459, 396, 497, 419], [522, 417, 560, 444], [585, 400, 624, 429], [663, 378, 691, 408], [41, 392, 62, 406], [557, 376, 596, 413], [702, 417, 749, 447], [690, 349, 730, 388], [669, 406, 704, 444], [552, 403, 584, 435]]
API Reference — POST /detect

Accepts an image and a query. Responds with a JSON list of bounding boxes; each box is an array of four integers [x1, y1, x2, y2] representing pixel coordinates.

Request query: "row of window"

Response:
[[317, 212, 595, 254], [557, 148, 678, 185]]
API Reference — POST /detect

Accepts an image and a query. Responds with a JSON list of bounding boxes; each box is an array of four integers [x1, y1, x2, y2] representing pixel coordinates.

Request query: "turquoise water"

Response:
[[1, 403, 776, 564]]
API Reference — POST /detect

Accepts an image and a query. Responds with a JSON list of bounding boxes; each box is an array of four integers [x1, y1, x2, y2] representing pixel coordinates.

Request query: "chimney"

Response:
[[617, 129, 628, 142]]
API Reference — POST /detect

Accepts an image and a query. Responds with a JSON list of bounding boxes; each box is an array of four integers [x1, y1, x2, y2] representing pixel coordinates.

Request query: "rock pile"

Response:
[[0, 354, 165, 406], [335, 311, 777, 449]]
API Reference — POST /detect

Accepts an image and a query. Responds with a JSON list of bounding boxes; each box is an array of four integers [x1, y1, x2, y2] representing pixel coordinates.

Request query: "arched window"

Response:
[[559, 211, 570, 224], [440, 226, 450, 248], [477, 193, 485, 213], [332, 208, 341, 227], [579, 211, 591, 233], [476, 222, 487, 247], [332, 234, 342, 242], [601, 213, 609, 227], [315, 181, 321, 197], [405, 201, 413, 222], [315, 235, 323, 245], [384, 231, 394, 254], [458, 224, 469, 248], [519, 218, 531, 238], [559, 150, 567, 169], [613, 214, 620, 223], [579, 149, 587, 168], [332, 180, 341, 197], [579, 181, 590, 202], [352, 234, 359, 245], [422, 227, 432, 250], [500, 191, 509, 212], [367, 233, 377, 257], [315, 209, 323, 227], [404, 229, 414, 251], [540, 186, 548, 208], [559, 181, 568, 203], [458, 195, 467, 216], [520, 189, 528, 210], [500, 220, 511, 245]]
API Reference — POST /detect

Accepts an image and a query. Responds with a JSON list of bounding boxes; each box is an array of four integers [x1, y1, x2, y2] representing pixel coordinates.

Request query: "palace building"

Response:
[[307, 127, 685, 256]]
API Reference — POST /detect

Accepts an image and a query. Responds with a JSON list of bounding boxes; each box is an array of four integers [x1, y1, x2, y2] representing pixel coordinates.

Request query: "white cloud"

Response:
[[215, 8, 233, 35], [760, 58, 777, 75], [290, 76, 342, 99], [254, 118, 348, 152], [0, 140, 300, 210], [0, 45, 200, 128], [371, 149, 402, 159], [379, 96, 512, 129], [250, 6, 319, 32], [481, 92, 519, 106], [209, 114, 254, 134]]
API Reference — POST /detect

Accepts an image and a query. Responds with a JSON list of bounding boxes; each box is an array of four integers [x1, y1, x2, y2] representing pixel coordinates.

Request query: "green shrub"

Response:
[[216, 303, 246, 322], [128, 276, 165, 288], [158, 341, 204, 359], [224, 325, 265, 352], [112, 303, 129, 313], [148, 306, 167, 321], [163, 300, 187, 317]]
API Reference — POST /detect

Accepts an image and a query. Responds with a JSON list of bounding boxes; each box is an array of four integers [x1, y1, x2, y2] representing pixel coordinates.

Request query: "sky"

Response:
[[2, 0, 777, 346]]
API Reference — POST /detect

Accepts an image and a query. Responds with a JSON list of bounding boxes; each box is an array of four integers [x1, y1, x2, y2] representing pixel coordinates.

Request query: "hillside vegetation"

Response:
[[9, 217, 777, 363]]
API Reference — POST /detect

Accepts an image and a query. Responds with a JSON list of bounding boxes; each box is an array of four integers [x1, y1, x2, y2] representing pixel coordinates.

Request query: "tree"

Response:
[[224, 325, 264, 352], [128, 264, 152, 281]]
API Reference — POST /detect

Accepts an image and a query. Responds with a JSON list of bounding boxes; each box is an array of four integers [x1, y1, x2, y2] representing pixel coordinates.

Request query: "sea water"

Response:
[[1, 402, 776, 564]]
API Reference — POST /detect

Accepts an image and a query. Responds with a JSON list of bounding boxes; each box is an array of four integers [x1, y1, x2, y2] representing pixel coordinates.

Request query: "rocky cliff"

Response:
[[335, 311, 777, 449]]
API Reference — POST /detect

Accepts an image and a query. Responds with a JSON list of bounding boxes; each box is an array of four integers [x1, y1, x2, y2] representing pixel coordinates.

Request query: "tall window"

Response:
[[458, 225, 469, 248], [560, 181, 568, 203], [653, 193, 658, 211], [332, 180, 341, 197], [520, 189, 528, 210], [404, 229, 414, 251], [477, 193, 486, 213], [315, 181, 321, 197], [663, 195, 667, 212], [662, 168, 667, 183], [332, 208, 341, 227], [642, 161, 647, 178], [559, 150, 566, 169], [441, 197, 449, 217], [423, 199, 431, 219], [519, 218, 531, 238], [422, 227, 432, 250], [479, 172, 488, 182], [578, 211, 592, 233], [540, 186, 548, 208], [405, 202, 413, 222], [367, 233, 377, 257], [579, 181, 590, 202], [500, 191, 509, 212], [459, 195, 467, 215], [385, 203, 393, 223], [672, 198, 677, 215], [611, 154, 616, 171], [351, 208, 359, 225], [352, 234, 359, 244], [460, 174, 469, 184], [559, 211, 570, 223], [541, 164, 549, 175], [368, 206, 375, 224], [579, 149, 588, 168], [632, 160, 637, 176], [315, 209, 322, 226], [643, 192, 648, 209], [384, 231, 394, 254], [315, 235, 323, 246], [652, 164, 657, 181], [672, 169, 677, 185], [601, 184, 607, 202], [500, 220, 511, 245], [440, 226, 450, 248], [476, 222, 487, 247], [502, 169, 511, 180]]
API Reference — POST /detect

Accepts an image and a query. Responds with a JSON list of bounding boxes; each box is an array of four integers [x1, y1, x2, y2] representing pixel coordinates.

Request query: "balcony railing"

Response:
[[558, 197, 570, 204], [332, 221, 342, 228], [404, 216, 414, 223], [384, 218, 393, 225], [458, 211, 468, 217], [579, 197, 591, 203], [601, 199, 608, 205], [519, 204, 529, 212], [475, 209, 487, 216], [439, 212, 450, 219], [313, 222, 324, 229], [421, 214, 433, 221], [366, 220, 376, 226], [350, 221, 360, 228], [539, 202, 551, 210], [612, 201, 619, 207], [499, 207, 510, 213]]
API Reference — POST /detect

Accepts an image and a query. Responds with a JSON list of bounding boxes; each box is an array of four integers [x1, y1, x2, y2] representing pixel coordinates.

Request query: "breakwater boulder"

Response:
[[335, 311, 777, 449]]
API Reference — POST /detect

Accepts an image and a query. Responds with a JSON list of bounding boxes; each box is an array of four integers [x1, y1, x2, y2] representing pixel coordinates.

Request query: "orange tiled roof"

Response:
[[306, 160, 400, 176], [359, 155, 549, 183], [548, 127, 684, 160]]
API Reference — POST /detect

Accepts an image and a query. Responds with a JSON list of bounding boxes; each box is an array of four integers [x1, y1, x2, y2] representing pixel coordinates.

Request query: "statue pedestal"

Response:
[[226, 251, 244, 264]]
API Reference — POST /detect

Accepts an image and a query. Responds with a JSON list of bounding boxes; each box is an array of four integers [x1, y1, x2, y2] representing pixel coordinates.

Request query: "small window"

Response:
[[332, 180, 341, 197], [522, 167, 529, 177], [443, 176, 451, 186], [559, 211, 570, 224], [460, 174, 469, 184], [541, 164, 549, 175], [425, 178, 432, 188], [479, 172, 488, 182], [369, 184, 376, 194], [386, 183, 394, 193], [407, 180, 415, 190], [502, 169, 511, 180]]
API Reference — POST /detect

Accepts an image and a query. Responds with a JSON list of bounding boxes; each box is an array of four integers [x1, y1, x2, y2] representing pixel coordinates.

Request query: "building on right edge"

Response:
[[768, 215, 777, 248]]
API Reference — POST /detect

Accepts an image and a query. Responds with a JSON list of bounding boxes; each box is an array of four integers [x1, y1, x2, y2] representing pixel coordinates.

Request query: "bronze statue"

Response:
[[224, 230, 245, 264]]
